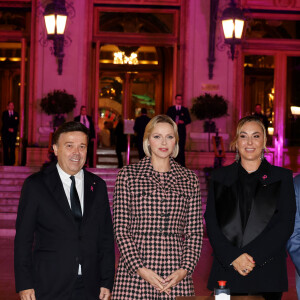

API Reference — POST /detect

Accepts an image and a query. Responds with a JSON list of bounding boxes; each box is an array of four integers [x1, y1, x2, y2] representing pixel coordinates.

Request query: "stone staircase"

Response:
[[0, 166, 208, 237], [97, 147, 140, 168]]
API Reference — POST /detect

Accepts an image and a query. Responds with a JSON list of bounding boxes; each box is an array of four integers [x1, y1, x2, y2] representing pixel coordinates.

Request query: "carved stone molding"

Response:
[[241, 0, 299, 9]]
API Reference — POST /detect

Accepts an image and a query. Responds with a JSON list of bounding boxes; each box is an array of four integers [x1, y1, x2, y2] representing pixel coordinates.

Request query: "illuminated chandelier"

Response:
[[113, 51, 138, 65]]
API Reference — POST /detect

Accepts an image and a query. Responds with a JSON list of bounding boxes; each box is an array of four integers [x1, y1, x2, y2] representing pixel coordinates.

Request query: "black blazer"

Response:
[[1, 110, 19, 137], [204, 160, 295, 293], [133, 114, 150, 143], [14, 163, 115, 300], [74, 115, 95, 139], [166, 106, 191, 138]]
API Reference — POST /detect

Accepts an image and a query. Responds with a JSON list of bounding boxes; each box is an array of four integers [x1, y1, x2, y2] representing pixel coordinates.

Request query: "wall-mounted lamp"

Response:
[[221, 0, 245, 60], [44, 0, 68, 75], [291, 106, 300, 116], [268, 127, 274, 135]]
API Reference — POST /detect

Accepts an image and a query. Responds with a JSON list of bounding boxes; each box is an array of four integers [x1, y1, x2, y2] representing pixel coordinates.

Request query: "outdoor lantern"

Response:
[[44, 0, 68, 75], [221, 0, 245, 60]]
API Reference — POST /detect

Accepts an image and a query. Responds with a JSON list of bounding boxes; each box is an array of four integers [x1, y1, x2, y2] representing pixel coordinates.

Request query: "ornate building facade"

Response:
[[0, 0, 299, 171]]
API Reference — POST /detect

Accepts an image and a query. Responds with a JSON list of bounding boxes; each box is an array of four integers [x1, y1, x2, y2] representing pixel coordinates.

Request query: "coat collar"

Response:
[[135, 156, 190, 191], [222, 159, 273, 186], [42, 163, 75, 226], [215, 159, 280, 248]]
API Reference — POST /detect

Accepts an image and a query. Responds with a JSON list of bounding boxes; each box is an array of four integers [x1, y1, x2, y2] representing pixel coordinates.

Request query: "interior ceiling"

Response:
[[0, 42, 21, 61]]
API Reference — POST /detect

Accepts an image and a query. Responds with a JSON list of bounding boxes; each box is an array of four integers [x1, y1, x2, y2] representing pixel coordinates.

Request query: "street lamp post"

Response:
[[44, 0, 68, 75], [221, 0, 245, 60]]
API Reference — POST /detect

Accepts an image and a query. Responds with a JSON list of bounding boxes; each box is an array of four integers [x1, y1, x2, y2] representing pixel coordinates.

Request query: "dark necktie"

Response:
[[70, 176, 82, 223], [83, 116, 86, 126]]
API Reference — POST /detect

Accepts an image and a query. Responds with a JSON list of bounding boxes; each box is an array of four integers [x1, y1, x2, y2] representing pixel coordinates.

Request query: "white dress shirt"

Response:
[[56, 163, 84, 274]]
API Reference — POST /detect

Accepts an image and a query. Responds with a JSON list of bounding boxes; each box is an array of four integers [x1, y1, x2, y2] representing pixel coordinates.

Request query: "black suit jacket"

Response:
[[204, 160, 295, 293], [133, 114, 150, 143], [1, 110, 19, 138], [14, 163, 115, 300], [166, 106, 191, 139], [74, 115, 95, 139]]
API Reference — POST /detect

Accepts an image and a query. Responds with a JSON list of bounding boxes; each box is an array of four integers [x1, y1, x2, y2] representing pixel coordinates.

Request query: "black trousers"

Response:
[[116, 147, 123, 168], [2, 134, 16, 166], [175, 134, 186, 167], [87, 140, 94, 168], [71, 276, 87, 300]]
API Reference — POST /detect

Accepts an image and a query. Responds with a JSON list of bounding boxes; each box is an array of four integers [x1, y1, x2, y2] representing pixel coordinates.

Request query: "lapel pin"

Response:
[[91, 186, 94, 192], [262, 175, 267, 180]]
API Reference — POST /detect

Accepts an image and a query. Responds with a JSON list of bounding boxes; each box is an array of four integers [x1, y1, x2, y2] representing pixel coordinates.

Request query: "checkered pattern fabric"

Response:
[[112, 157, 203, 299]]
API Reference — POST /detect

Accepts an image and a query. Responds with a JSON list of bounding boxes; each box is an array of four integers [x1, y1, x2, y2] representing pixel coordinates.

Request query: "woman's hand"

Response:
[[232, 253, 255, 276], [161, 268, 188, 294], [137, 267, 166, 292]]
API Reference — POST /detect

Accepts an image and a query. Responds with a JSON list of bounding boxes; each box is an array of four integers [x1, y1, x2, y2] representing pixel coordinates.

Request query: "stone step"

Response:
[[0, 192, 20, 199], [0, 173, 32, 179], [0, 185, 22, 192], [0, 166, 39, 173], [0, 199, 19, 205], [0, 212, 17, 220], [0, 179, 26, 186], [97, 156, 119, 163], [0, 206, 18, 213], [0, 219, 16, 229], [0, 176, 117, 186], [96, 147, 139, 155], [96, 164, 119, 169]]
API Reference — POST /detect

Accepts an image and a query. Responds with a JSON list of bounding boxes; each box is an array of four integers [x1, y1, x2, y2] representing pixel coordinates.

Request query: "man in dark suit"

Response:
[[14, 121, 115, 300], [74, 106, 96, 167], [1, 101, 19, 165], [253, 104, 269, 131], [287, 174, 300, 299], [166, 94, 191, 167], [133, 108, 150, 159]]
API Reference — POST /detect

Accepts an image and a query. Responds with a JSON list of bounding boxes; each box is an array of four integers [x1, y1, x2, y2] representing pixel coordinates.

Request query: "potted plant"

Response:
[[40, 89, 77, 130], [191, 93, 228, 151]]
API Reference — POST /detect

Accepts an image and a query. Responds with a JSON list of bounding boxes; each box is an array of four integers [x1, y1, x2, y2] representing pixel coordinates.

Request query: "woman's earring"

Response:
[[235, 149, 240, 162], [261, 149, 265, 160]]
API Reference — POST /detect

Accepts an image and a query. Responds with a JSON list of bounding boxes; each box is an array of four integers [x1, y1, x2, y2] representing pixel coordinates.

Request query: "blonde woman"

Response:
[[112, 114, 203, 299]]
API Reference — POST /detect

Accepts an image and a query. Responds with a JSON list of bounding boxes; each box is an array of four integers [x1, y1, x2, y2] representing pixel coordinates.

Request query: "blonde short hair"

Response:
[[143, 115, 179, 158], [230, 115, 267, 151]]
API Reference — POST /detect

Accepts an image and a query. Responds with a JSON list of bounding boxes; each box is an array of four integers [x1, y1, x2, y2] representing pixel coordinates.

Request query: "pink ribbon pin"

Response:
[[262, 175, 267, 180]]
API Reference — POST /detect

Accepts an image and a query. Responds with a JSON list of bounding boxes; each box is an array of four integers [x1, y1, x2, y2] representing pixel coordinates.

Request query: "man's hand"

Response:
[[161, 268, 187, 294], [19, 289, 36, 300], [99, 287, 110, 300], [137, 267, 165, 292], [232, 253, 255, 276]]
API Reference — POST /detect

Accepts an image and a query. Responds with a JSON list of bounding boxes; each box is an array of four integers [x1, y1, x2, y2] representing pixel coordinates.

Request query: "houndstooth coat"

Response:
[[112, 157, 203, 299]]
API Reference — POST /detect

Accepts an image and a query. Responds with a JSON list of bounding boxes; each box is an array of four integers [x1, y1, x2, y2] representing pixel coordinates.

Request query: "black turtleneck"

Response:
[[237, 161, 264, 232]]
